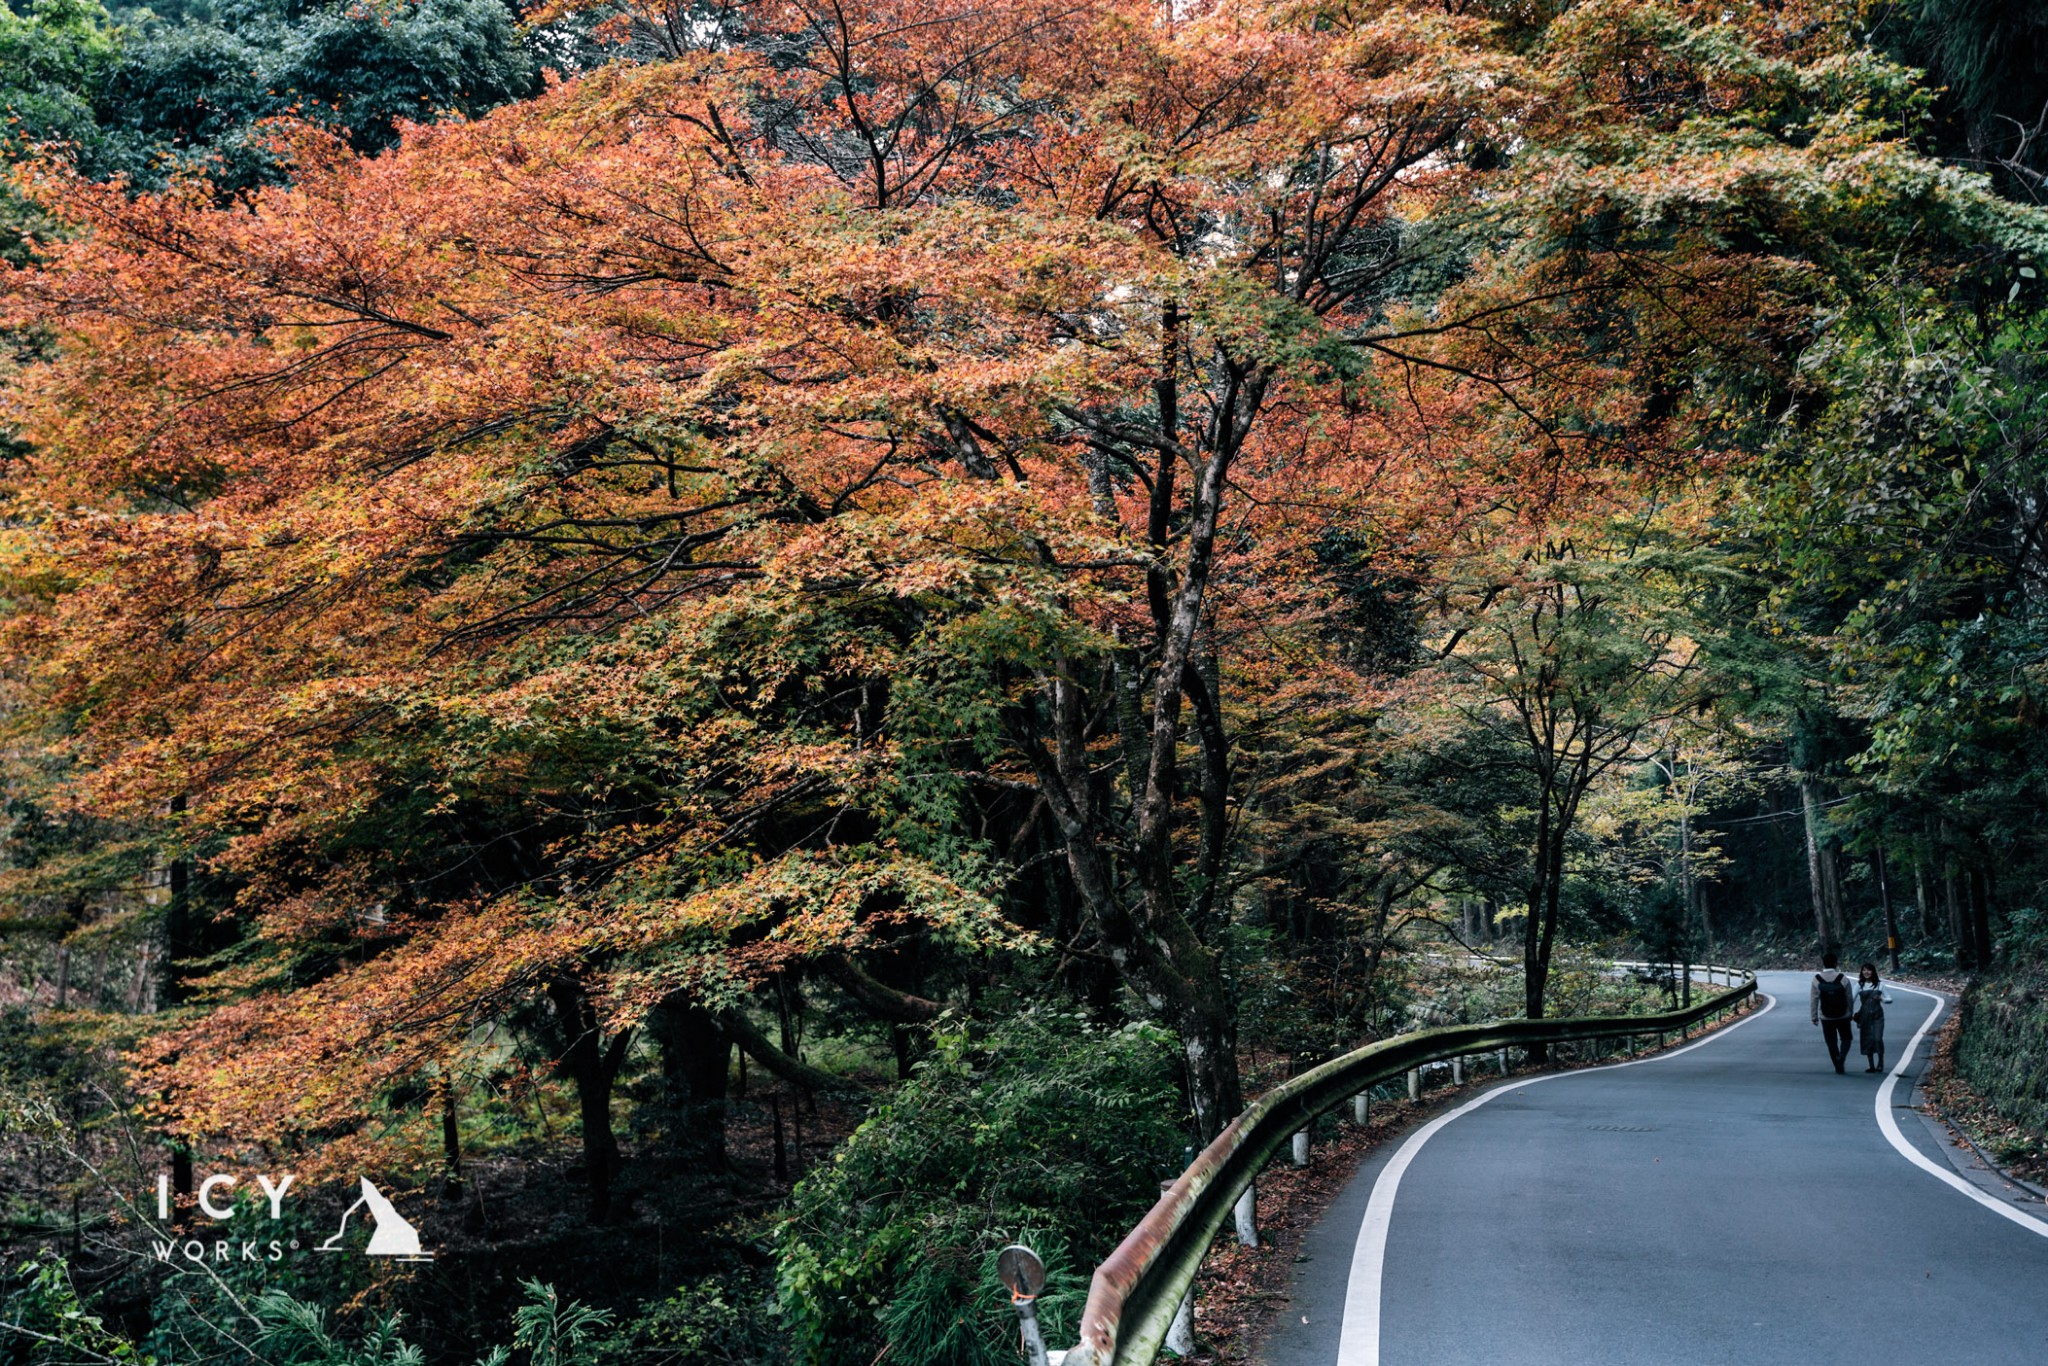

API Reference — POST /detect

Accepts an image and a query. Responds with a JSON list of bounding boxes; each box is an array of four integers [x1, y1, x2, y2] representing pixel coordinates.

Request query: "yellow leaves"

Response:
[[591, 845, 1022, 1008]]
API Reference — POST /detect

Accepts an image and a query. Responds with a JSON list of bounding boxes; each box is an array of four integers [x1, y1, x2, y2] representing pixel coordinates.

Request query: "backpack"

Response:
[[1816, 974, 1851, 1018]]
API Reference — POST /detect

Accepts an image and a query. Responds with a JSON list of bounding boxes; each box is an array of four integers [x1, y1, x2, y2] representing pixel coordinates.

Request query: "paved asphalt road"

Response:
[[1256, 973, 2048, 1366]]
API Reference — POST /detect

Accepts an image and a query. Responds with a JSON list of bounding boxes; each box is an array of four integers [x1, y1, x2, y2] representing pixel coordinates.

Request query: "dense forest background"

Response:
[[2, 0, 2048, 1362]]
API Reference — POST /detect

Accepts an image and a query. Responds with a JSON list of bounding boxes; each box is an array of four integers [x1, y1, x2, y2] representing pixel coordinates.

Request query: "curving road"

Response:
[[1257, 973, 2048, 1366]]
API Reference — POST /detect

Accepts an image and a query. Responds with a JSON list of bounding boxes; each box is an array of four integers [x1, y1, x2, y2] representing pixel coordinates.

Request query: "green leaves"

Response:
[[506, 1279, 613, 1366], [773, 1011, 1181, 1366]]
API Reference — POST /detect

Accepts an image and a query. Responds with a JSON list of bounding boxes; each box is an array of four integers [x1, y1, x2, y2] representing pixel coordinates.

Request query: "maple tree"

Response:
[[1, 0, 2039, 1235]]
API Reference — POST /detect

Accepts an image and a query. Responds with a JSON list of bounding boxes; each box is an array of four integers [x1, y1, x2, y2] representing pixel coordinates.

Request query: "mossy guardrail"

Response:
[[1058, 964, 1760, 1366]]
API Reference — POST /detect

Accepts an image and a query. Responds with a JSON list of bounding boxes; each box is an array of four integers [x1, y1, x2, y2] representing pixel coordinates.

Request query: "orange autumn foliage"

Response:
[[0, 0, 1960, 1162]]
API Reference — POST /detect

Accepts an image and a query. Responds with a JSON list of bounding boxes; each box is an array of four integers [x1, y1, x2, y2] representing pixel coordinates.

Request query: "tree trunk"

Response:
[[438, 1077, 463, 1199], [1945, 861, 1972, 972], [650, 995, 732, 1171], [547, 978, 631, 1222], [1800, 779, 1834, 952], [1914, 856, 1935, 938], [1970, 865, 1994, 970], [1875, 847, 1900, 973], [164, 800, 194, 1221], [1679, 811, 1712, 954], [1032, 359, 1267, 1143], [720, 1009, 857, 1094], [1039, 656, 1247, 1139], [1524, 787, 1572, 1064], [170, 1142, 193, 1231], [1179, 1001, 1241, 1142], [775, 972, 802, 1060], [1524, 793, 1555, 1024]]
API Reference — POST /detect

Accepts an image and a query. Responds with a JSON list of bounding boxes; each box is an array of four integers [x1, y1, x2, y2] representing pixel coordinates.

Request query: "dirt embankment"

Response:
[[1920, 968, 2048, 1189]]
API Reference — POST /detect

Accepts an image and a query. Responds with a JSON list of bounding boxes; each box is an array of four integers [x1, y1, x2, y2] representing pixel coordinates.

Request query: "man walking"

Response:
[[1812, 951, 1857, 1074]]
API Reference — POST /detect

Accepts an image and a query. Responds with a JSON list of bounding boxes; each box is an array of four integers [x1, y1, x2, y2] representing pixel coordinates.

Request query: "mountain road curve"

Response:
[[1253, 971, 2048, 1366]]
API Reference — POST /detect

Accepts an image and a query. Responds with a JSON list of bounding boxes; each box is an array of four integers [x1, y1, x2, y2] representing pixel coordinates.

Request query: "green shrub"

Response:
[[773, 1011, 1183, 1366], [595, 1271, 784, 1366], [1, 1258, 606, 1366]]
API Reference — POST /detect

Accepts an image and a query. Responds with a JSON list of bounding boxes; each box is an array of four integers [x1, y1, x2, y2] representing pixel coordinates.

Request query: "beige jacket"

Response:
[[1811, 968, 1856, 1023]]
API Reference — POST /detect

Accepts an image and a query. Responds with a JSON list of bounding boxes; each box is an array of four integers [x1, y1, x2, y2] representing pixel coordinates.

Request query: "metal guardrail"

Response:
[[1058, 964, 1759, 1366]]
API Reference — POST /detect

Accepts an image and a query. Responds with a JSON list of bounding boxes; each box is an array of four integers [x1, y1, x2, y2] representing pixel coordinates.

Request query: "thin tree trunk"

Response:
[[1524, 786, 1573, 1065], [1945, 861, 1972, 972], [128, 944, 152, 1013], [1914, 856, 1935, 938], [1800, 779, 1833, 952], [1360, 882, 1398, 1022], [1679, 811, 1712, 953], [775, 973, 801, 1059], [438, 1077, 463, 1199], [170, 1141, 193, 1231], [1970, 865, 1994, 970], [1876, 847, 1900, 973], [1524, 791, 1555, 1023], [547, 979, 631, 1222], [164, 798, 193, 1217], [1819, 835, 1845, 946]]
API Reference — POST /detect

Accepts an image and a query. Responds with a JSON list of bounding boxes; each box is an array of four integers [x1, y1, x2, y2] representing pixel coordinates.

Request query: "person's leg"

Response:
[[1827, 1019, 1851, 1071]]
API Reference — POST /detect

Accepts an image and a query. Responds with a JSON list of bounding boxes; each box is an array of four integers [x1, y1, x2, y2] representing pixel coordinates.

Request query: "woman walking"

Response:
[[1856, 962, 1892, 1073]]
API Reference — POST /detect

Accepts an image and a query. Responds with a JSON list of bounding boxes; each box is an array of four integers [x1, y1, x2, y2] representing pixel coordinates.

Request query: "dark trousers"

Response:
[[1822, 1018, 1854, 1072]]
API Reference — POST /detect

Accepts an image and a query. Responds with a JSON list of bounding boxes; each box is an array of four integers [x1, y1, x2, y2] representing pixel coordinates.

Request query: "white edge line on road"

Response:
[[1332, 992, 1780, 1366], [1878, 984, 2048, 1239]]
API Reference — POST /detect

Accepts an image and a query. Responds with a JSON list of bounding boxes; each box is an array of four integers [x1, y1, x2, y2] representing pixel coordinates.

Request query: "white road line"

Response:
[[1333, 994, 1779, 1366], [1877, 984, 2048, 1239]]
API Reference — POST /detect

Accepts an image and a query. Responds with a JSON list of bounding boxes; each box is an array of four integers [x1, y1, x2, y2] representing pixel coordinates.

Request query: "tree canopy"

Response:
[[3, 0, 2048, 1361]]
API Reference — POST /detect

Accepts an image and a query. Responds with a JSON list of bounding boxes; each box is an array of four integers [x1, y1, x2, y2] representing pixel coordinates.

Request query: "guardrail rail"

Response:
[[1058, 963, 1759, 1366]]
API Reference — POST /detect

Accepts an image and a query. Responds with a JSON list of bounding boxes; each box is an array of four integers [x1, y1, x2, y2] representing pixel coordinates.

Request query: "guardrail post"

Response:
[[1452, 1055, 1464, 1085], [1165, 1288, 1195, 1356], [1407, 1068, 1420, 1101], [1497, 1048, 1508, 1074], [1157, 1180, 1196, 1355], [1352, 1093, 1369, 1125], [1292, 1130, 1310, 1167], [1233, 1185, 1258, 1248]]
